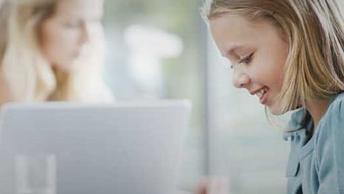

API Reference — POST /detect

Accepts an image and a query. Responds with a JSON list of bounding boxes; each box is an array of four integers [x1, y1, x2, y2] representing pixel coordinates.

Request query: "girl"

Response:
[[0, 0, 113, 105], [199, 0, 344, 193]]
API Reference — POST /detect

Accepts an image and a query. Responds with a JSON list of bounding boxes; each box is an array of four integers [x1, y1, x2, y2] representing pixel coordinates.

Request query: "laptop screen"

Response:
[[0, 101, 191, 194]]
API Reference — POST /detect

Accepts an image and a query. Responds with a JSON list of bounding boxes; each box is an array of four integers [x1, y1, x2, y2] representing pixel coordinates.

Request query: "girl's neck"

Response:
[[305, 99, 330, 131]]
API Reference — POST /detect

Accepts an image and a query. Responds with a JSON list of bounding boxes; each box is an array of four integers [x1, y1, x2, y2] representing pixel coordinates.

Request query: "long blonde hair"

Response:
[[0, 0, 110, 104], [202, 0, 344, 113]]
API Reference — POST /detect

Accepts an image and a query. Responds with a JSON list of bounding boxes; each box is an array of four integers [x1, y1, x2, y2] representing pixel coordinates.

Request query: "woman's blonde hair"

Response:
[[202, 0, 344, 113], [0, 0, 110, 103]]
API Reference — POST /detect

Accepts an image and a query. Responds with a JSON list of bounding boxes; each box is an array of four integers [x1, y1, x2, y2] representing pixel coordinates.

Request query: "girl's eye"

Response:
[[229, 53, 254, 69], [238, 53, 254, 65]]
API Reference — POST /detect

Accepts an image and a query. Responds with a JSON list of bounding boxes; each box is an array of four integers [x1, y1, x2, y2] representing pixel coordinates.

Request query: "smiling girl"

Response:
[[198, 0, 344, 193]]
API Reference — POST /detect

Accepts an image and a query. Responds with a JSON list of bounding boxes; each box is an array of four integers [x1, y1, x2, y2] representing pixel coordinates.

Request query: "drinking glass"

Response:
[[15, 154, 56, 194]]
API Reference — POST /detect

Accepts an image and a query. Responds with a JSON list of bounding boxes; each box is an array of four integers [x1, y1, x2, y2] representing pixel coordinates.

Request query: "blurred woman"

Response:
[[0, 0, 113, 105]]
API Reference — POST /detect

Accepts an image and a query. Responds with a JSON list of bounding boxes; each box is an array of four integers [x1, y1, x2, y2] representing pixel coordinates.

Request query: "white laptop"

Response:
[[0, 100, 191, 194]]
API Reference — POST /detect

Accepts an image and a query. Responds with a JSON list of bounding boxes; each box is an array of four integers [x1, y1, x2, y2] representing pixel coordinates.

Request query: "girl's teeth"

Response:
[[256, 88, 266, 98], [256, 91, 262, 98]]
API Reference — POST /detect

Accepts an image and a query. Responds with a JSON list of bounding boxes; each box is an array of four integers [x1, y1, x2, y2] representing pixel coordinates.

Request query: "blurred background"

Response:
[[102, 0, 289, 193]]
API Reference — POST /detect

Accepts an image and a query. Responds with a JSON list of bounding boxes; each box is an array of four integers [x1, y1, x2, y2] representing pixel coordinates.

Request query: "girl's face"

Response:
[[39, 0, 103, 72], [209, 14, 289, 115]]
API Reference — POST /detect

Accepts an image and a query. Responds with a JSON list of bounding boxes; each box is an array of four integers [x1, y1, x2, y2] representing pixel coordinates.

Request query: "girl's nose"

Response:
[[232, 68, 250, 88]]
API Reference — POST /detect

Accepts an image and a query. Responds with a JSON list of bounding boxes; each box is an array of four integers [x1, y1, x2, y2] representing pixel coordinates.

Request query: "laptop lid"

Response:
[[0, 100, 191, 194]]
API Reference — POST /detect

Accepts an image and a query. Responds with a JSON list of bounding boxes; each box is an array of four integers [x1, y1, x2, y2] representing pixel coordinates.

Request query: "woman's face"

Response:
[[209, 13, 289, 115], [39, 0, 103, 71]]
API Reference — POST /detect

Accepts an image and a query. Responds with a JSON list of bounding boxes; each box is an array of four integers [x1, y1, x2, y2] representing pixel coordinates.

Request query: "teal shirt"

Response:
[[284, 93, 344, 194]]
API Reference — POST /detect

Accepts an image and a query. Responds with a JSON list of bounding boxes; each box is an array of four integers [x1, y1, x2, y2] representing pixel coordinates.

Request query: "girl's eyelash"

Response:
[[229, 53, 254, 69], [238, 53, 254, 65]]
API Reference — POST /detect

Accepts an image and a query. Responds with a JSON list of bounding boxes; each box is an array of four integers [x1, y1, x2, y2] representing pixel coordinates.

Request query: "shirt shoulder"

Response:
[[315, 92, 344, 146], [313, 92, 344, 193], [318, 92, 344, 135]]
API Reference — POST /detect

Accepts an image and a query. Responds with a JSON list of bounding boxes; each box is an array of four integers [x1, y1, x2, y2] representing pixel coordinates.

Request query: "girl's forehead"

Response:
[[210, 14, 270, 43], [209, 13, 287, 56], [210, 13, 271, 33]]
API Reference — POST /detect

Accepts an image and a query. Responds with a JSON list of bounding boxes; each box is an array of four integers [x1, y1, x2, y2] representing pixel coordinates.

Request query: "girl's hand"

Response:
[[193, 176, 230, 194]]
